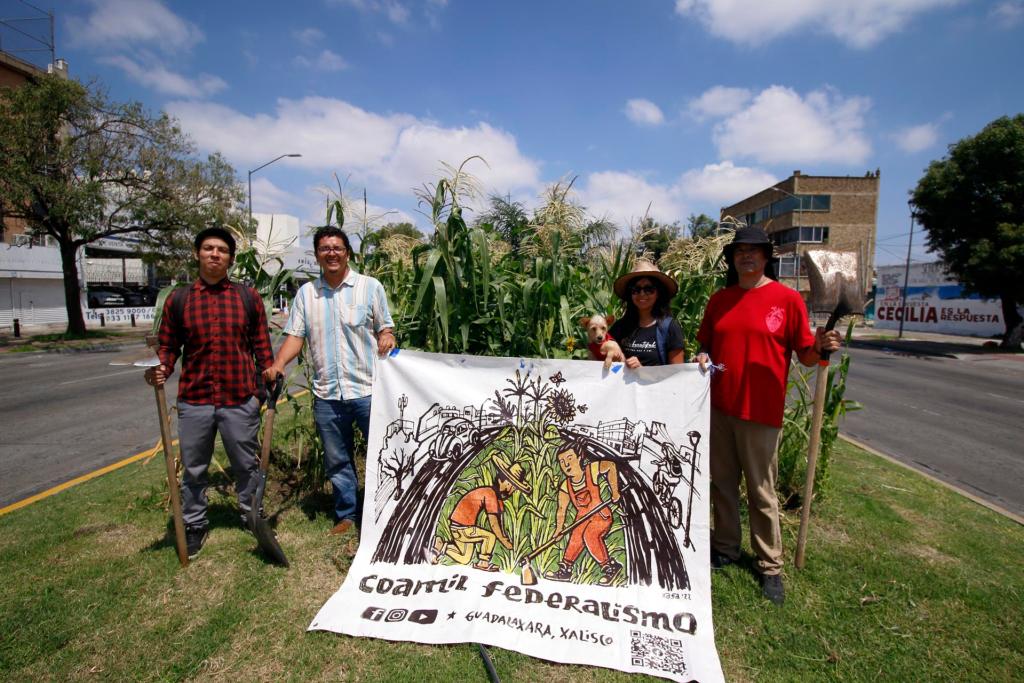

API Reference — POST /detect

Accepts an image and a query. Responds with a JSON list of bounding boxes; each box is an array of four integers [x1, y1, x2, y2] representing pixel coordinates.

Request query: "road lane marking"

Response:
[[0, 389, 308, 517], [988, 391, 1024, 404], [59, 368, 142, 385], [0, 438, 166, 517]]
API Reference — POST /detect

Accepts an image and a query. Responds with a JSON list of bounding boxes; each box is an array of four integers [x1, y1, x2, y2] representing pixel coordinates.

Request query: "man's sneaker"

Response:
[[710, 550, 735, 570], [598, 559, 623, 586], [544, 562, 573, 582], [185, 525, 209, 559], [760, 573, 785, 606]]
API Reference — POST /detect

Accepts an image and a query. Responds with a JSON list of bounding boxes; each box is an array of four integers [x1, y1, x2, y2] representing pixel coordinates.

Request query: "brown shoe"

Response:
[[330, 519, 356, 536]]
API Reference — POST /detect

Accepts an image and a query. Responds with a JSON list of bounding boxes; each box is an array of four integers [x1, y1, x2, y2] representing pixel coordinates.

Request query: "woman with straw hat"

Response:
[[609, 260, 686, 368]]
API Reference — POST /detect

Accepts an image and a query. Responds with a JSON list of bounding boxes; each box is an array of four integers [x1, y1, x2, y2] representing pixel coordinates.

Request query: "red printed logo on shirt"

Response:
[[765, 306, 785, 333]]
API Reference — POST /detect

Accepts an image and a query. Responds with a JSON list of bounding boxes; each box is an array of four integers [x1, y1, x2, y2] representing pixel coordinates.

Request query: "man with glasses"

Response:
[[266, 226, 395, 536]]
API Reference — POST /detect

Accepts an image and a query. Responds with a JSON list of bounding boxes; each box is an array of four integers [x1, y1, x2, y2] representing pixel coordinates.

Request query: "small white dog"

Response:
[[579, 314, 625, 369]]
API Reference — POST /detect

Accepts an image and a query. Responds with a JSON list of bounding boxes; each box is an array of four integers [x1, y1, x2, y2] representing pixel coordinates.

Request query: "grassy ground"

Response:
[[1, 407, 1021, 682]]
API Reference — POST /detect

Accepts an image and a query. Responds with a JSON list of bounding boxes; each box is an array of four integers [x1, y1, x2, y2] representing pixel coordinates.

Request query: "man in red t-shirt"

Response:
[[431, 455, 531, 572], [696, 226, 841, 605]]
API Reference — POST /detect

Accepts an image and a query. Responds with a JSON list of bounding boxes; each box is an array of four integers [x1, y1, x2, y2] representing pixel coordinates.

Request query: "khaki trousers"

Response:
[[709, 407, 784, 576]]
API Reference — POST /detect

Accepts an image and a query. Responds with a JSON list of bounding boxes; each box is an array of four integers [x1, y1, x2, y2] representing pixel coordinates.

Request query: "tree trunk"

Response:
[[60, 239, 86, 335], [1000, 292, 1023, 350]]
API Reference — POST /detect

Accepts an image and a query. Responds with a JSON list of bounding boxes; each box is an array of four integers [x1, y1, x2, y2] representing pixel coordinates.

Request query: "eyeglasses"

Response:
[[318, 247, 347, 255], [631, 285, 657, 295]]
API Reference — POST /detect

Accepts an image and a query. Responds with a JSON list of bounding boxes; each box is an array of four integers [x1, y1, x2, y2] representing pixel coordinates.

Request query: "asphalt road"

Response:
[[841, 345, 1024, 519], [0, 343, 177, 509]]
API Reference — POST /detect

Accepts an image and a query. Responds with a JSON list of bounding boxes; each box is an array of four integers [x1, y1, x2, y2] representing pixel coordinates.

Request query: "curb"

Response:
[[840, 434, 1024, 526]]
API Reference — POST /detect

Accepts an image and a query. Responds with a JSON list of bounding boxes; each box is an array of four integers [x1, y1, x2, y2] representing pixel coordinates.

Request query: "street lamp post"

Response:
[[771, 186, 804, 295], [247, 153, 302, 230]]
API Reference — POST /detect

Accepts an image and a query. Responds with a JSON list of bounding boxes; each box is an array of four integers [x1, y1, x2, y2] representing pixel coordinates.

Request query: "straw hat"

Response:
[[492, 455, 532, 494], [613, 260, 679, 300]]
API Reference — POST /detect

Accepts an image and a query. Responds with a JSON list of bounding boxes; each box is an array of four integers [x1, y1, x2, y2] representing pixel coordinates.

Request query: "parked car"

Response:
[[118, 286, 149, 306], [87, 286, 125, 308], [129, 285, 160, 306]]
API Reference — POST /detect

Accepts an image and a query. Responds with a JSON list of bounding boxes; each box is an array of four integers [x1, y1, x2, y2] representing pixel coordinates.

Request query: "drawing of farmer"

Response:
[[431, 455, 531, 572], [545, 442, 624, 586]]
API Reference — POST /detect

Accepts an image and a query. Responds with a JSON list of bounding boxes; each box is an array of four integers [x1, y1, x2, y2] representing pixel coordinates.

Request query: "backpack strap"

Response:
[[231, 281, 261, 335], [655, 316, 671, 366]]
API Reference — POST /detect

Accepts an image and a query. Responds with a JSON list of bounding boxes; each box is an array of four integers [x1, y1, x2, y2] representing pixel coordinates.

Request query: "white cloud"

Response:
[[687, 86, 752, 121], [991, 1, 1024, 26], [675, 0, 961, 49], [167, 97, 541, 197], [710, 86, 872, 165], [294, 49, 350, 72], [329, 0, 419, 25], [891, 123, 940, 153], [677, 161, 778, 205], [100, 55, 226, 98], [624, 99, 666, 126], [66, 0, 203, 53], [249, 177, 306, 216], [293, 27, 325, 46], [576, 172, 687, 227]]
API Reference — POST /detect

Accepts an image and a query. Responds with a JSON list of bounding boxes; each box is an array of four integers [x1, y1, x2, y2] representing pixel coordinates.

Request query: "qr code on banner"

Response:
[[630, 630, 687, 676]]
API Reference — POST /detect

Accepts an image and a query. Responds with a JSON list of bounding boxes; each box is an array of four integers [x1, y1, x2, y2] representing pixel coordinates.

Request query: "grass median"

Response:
[[1, 404, 1021, 682]]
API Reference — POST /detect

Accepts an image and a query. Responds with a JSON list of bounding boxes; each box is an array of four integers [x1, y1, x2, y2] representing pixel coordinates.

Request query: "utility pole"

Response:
[[898, 202, 915, 339]]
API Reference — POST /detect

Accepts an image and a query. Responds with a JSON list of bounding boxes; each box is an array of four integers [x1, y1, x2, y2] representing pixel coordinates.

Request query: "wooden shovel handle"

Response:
[[154, 384, 189, 568]]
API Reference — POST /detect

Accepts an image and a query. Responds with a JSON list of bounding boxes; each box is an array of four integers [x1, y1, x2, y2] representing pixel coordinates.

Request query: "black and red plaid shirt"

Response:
[[157, 278, 274, 406]]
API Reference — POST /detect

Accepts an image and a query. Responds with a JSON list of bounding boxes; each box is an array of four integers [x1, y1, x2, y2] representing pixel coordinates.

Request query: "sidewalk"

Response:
[[0, 320, 151, 353], [848, 324, 1022, 361]]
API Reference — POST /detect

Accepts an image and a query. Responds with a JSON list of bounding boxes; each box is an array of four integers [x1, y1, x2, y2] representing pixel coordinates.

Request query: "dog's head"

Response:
[[579, 314, 615, 345]]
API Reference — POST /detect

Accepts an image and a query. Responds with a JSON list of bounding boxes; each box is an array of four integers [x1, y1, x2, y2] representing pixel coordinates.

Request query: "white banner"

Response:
[[310, 350, 724, 683]]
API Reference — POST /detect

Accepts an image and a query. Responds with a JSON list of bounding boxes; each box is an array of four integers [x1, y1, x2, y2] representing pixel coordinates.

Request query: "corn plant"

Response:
[[777, 321, 862, 503]]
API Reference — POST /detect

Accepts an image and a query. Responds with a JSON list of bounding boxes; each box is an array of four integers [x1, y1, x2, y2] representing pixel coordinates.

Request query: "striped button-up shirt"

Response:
[[284, 270, 394, 400]]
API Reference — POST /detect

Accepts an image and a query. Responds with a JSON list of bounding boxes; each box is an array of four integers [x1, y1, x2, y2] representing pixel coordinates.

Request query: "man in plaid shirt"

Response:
[[146, 226, 274, 559]]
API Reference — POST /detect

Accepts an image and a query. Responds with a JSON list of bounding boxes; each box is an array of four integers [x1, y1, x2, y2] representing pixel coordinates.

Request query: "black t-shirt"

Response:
[[610, 316, 685, 366]]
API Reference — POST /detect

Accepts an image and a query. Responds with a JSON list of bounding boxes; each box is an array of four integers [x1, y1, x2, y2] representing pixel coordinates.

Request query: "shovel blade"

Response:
[[802, 249, 866, 316], [246, 475, 289, 567]]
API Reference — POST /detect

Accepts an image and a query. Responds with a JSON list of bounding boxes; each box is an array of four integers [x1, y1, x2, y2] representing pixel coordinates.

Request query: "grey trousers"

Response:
[[177, 397, 261, 528]]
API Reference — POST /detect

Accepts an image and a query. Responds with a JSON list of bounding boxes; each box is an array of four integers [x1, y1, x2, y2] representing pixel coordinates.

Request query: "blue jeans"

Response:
[[313, 395, 372, 523]]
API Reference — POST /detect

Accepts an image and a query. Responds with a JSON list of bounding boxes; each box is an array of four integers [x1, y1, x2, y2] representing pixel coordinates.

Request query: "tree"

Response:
[[0, 75, 243, 334], [635, 216, 682, 261], [686, 213, 718, 239], [911, 114, 1024, 349], [365, 221, 424, 247], [475, 193, 529, 253]]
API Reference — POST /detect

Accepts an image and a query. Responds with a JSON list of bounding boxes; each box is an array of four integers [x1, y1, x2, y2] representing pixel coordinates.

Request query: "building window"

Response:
[[772, 226, 829, 245], [769, 194, 831, 218], [775, 254, 802, 278]]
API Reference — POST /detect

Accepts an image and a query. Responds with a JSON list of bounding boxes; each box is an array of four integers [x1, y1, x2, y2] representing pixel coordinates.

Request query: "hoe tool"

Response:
[[247, 377, 289, 567], [796, 249, 865, 569], [519, 485, 627, 586], [134, 336, 188, 567]]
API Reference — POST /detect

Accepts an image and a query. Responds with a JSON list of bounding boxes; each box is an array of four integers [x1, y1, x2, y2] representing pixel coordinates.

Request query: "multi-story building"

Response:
[[720, 170, 879, 300]]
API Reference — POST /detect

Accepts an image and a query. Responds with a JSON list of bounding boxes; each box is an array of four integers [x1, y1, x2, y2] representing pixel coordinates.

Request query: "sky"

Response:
[[7, 0, 1024, 265]]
